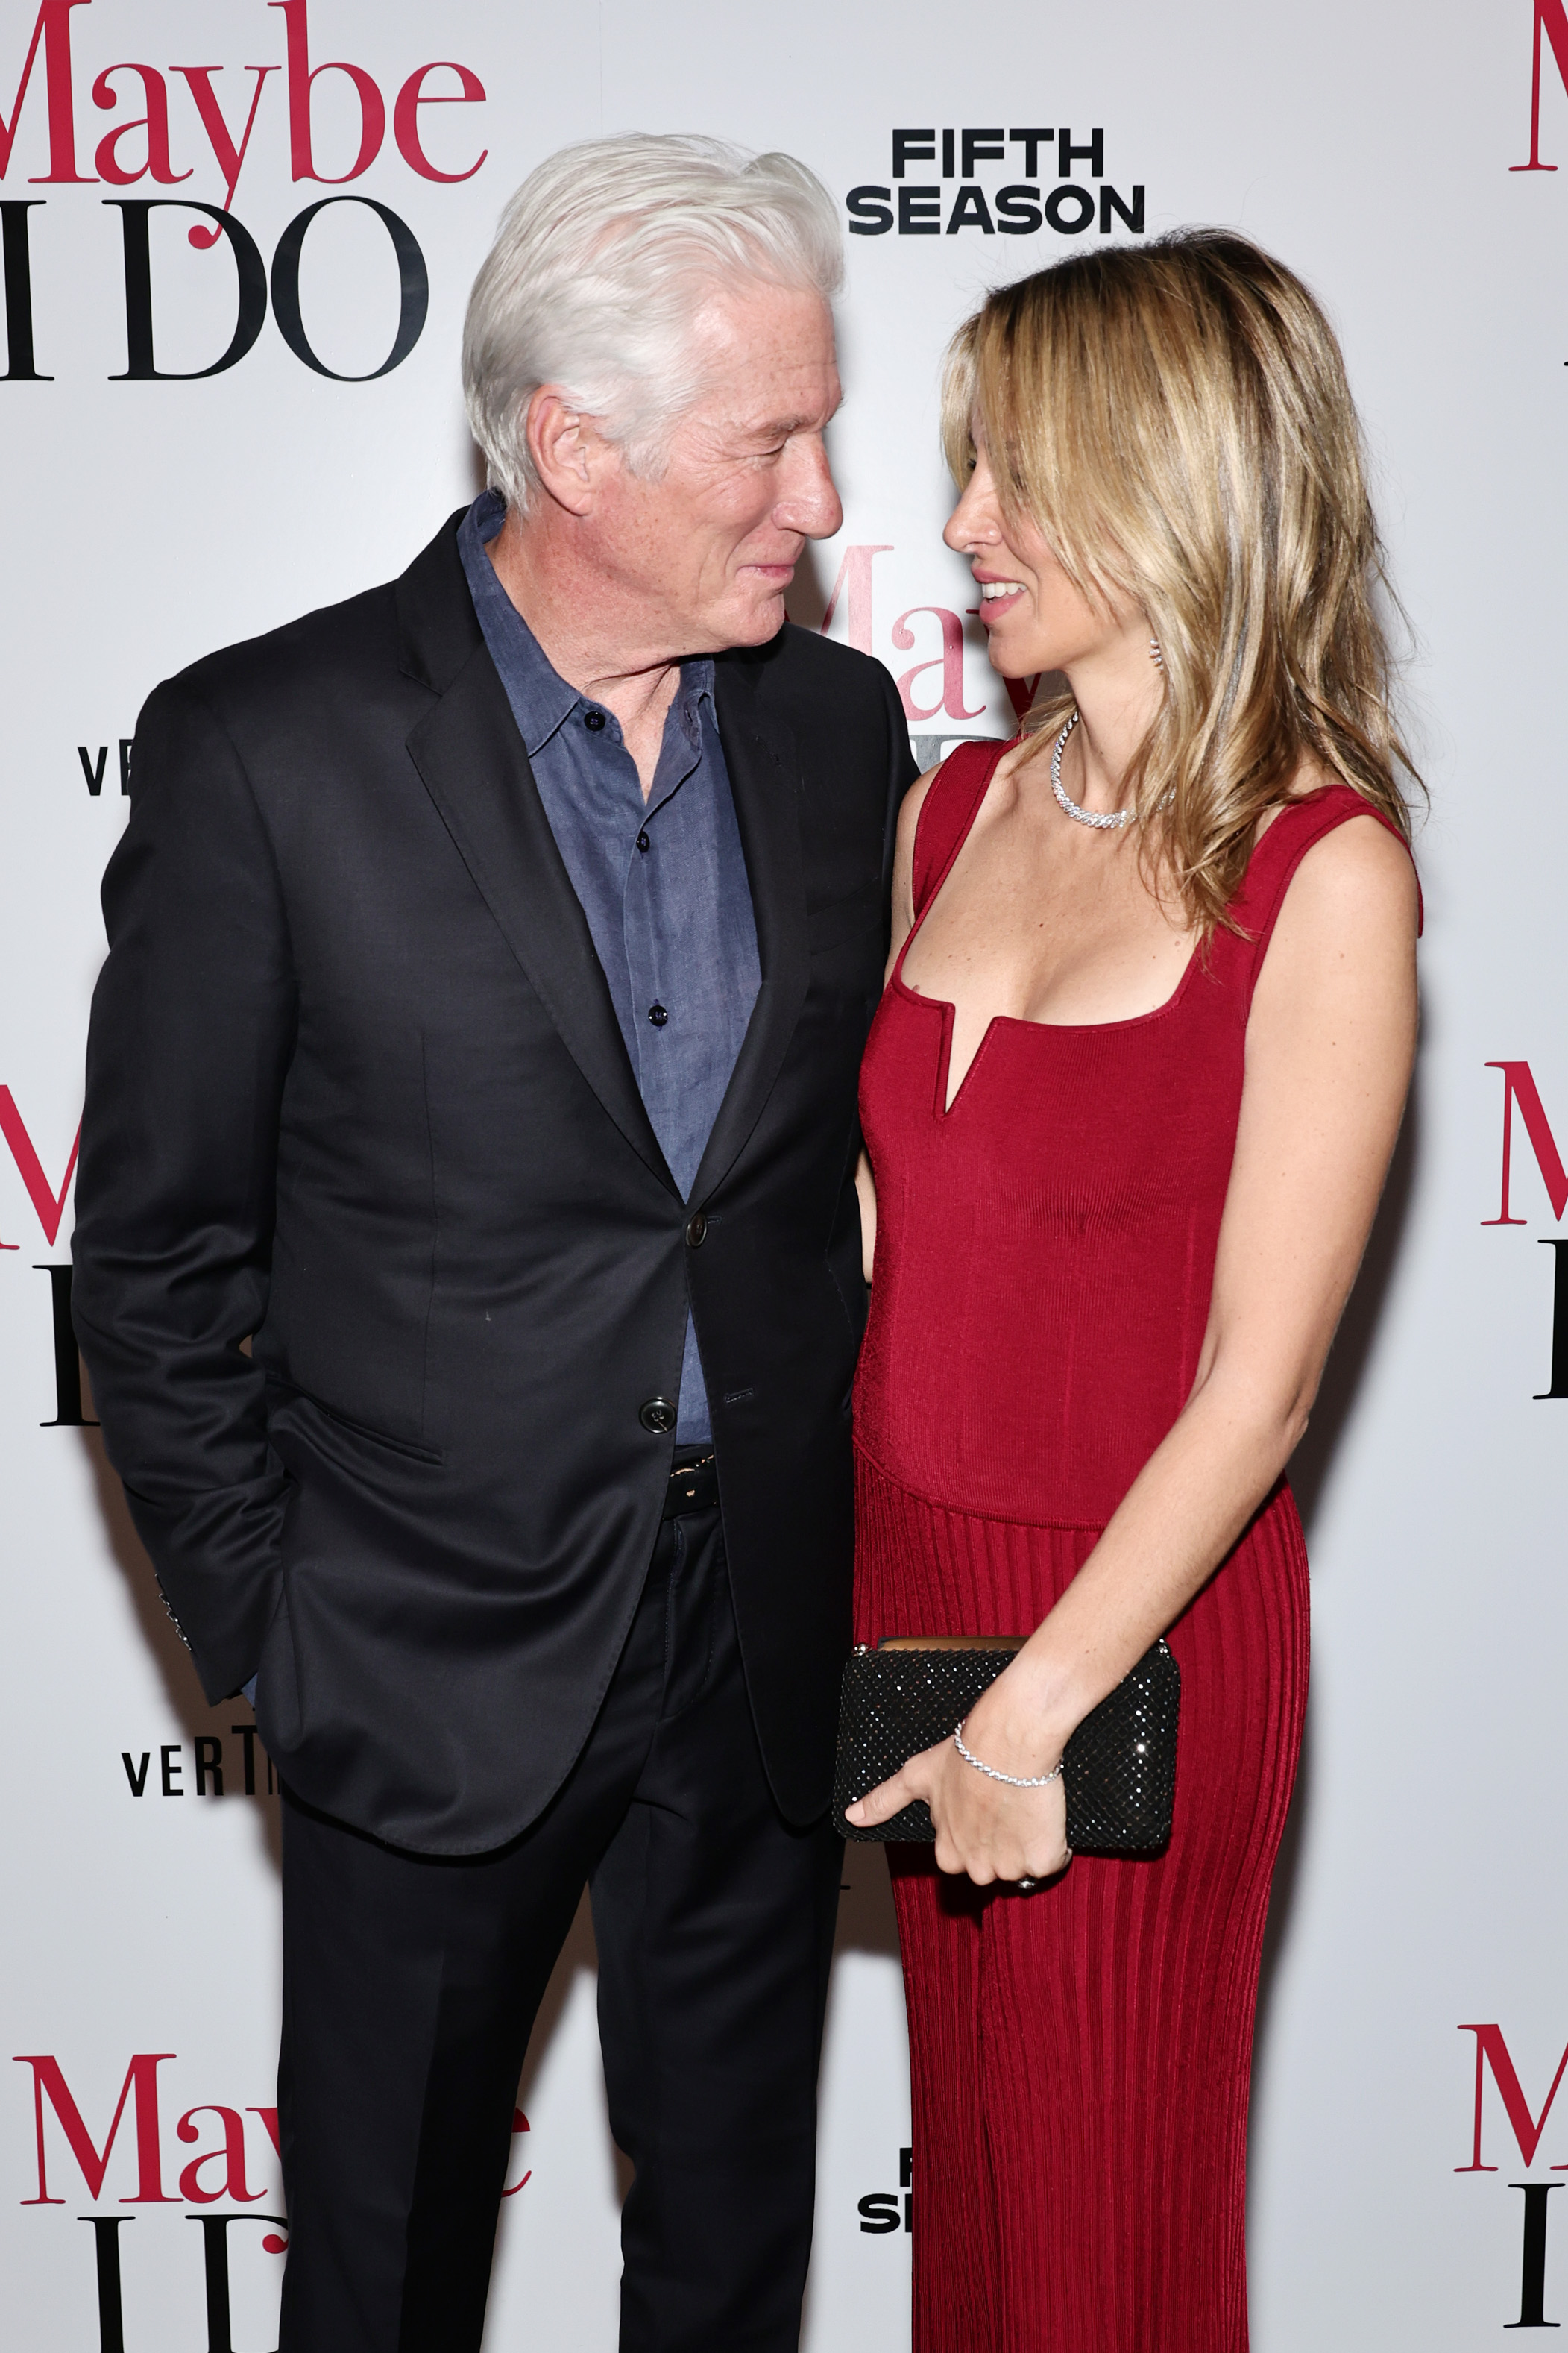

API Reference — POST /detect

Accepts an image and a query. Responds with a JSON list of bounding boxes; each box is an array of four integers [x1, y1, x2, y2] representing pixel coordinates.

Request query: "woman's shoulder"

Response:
[[901, 732, 1018, 820], [895, 762, 942, 853], [1239, 770, 1420, 953], [896, 735, 1018, 911], [1248, 758, 1414, 875], [1273, 798, 1419, 924]]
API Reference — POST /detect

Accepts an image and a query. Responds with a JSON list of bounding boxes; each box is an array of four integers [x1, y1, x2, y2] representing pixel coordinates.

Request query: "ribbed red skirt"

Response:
[[853, 1448, 1309, 2353]]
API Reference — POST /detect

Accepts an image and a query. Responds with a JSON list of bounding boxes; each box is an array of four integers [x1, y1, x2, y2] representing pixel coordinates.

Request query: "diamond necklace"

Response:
[[1050, 711, 1134, 832]]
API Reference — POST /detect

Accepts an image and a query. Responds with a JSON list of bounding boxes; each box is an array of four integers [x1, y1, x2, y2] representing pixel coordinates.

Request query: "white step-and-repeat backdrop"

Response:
[[3, 2, 1566, 2345]]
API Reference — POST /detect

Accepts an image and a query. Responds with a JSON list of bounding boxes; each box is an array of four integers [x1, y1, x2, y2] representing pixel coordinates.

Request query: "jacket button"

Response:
[[639, 1397, 677, 1434], [647, 1002, 668, 1028], [685, 1210, 707, 1248]]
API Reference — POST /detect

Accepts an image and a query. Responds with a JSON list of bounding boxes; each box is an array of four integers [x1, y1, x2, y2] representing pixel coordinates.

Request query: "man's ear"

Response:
[[525, 386, 615, 518]]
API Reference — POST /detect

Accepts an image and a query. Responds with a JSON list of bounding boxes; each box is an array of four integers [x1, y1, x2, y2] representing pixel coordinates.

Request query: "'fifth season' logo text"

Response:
[[844, 124, 1143, 242]]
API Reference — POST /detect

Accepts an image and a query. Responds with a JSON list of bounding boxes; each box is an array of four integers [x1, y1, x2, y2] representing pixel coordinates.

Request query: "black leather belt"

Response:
[[663, 1448, 719, 1519]]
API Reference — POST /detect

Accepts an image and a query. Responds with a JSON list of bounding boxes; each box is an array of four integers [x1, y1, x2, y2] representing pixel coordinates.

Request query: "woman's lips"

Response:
[[976, 585, 1025, 625]]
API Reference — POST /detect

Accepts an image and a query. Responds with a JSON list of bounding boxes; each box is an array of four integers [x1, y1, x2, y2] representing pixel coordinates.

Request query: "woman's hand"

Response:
[[845, 1673, 1071, 1886]]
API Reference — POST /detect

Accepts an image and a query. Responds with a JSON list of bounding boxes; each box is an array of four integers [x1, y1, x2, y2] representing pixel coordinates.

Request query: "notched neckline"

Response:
[[893, 762, 1351, 1117], [892, 956, 1206, 1118], [892, 838, 1206, 1115]]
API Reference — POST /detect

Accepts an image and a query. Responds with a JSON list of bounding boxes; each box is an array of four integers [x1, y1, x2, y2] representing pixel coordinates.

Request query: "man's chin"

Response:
[[717, 589, 790, 650]]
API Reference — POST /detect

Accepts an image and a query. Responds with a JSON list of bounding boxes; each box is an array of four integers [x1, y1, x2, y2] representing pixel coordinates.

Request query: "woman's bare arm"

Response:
[[857, 765, 940, 1282], [848, 812, 1420, 1880]]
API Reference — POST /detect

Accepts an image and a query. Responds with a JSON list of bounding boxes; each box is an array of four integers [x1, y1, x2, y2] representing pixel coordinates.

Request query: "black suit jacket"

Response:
[[72, 514, 913, 1853]]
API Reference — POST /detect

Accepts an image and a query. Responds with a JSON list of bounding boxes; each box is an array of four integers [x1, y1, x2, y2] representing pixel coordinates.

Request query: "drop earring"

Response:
[[1150, 636, 1164, 669]]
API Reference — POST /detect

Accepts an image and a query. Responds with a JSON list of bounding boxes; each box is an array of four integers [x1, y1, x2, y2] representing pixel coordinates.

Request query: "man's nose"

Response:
[[776, 436, 843, 542]]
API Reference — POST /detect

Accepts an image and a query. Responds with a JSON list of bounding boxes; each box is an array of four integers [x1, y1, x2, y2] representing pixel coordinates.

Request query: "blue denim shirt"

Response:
[[458, 491, 761, 1445]]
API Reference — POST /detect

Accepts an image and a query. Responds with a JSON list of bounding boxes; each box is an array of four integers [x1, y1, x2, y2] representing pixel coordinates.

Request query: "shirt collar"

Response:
[[672, 658, 717, 735], [460, 490, 718, 753], [458, 491, 582, 758]]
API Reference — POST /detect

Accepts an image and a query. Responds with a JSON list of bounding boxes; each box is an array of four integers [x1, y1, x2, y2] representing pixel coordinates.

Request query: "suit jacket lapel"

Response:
[[406, 641, 680, 1199], [691, 657, 811, 1203], [395, 519, 807, 1210]]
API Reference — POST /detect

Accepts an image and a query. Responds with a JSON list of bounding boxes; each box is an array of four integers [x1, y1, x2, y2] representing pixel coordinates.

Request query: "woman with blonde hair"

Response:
[[846, 231, 1420, 2349]]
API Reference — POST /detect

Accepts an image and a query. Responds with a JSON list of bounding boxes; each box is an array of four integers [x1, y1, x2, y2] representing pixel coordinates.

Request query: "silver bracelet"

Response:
[[953, 1720, 1065, 1790]]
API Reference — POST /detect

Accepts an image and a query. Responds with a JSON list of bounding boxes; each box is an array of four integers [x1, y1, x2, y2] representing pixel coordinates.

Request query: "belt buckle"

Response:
[[669, 1451, 715, 1512]]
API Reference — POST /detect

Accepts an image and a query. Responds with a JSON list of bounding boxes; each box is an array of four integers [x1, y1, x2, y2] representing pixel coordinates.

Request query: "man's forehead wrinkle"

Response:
[[686, 395, 837, 448], [706, 371, 844, 436], [746, 413, 822, 439]]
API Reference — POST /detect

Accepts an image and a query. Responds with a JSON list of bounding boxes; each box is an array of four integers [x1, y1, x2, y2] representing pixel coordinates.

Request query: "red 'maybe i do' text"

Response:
[[0, 0, 488, 205]]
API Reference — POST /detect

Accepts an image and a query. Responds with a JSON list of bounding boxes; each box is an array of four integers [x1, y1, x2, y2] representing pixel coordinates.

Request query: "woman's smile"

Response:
[[973, 571, 1028, 624]]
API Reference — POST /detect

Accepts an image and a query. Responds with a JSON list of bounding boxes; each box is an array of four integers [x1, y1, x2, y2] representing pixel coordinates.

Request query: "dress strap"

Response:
[[1224, 782, 1422, 1008], [910, 738, 1012, 919]]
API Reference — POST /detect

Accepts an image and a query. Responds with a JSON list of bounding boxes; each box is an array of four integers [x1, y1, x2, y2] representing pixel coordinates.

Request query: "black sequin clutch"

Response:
[[834, 1636, 1180, 1853]]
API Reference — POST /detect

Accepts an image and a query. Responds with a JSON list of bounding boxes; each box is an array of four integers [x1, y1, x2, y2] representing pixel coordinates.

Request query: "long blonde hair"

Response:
[[942, 231, 1420, 935]]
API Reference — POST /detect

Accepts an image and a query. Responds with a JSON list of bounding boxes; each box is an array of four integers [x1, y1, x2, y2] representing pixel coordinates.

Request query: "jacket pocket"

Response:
[[267, 1377, 444, 1466]]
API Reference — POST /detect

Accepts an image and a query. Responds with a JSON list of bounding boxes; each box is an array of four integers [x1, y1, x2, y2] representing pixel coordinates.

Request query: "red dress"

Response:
[[854, 744, 1407, 2352]]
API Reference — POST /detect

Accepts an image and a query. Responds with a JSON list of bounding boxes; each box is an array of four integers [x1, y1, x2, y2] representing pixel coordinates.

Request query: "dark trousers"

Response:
[[275, 1501, 843, 2353]]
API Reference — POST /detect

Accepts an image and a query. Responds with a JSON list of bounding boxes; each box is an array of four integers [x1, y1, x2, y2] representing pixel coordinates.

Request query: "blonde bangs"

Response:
[[942, 233, 1420, 937]]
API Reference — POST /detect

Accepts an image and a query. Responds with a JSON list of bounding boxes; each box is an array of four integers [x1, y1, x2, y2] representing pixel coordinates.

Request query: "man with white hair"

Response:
[[72, 136, 914, 2352]]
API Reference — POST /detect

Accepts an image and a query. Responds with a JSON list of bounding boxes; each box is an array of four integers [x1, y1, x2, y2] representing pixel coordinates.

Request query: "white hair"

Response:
[[462, 133, 843, 509]]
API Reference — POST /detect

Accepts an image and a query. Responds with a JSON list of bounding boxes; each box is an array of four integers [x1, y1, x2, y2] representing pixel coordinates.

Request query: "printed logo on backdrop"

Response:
[[857, 2144, 913, 2235], [816, 541, 1030, 770], [122, 1727, 277, 1801], [1481, 1062, 1568, 1397], [1513, 0, 1568, 172], [845, 125, 1145, 243], [0, 1084, 92, 1424], [0, 0, 488, 383], [1458, 2023, 1568, 2328], [831, 125, 1145, 756], [10, 2049, 533, 2346]]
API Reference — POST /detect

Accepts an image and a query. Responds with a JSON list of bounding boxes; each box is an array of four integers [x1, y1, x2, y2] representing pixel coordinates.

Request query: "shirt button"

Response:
[[636, 830, 650, 854], [685, 1210, 708, 1248], [647, 1002, 668, 1027], [639, 1396, 677, 1434], [584, 709, 606, 732]]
